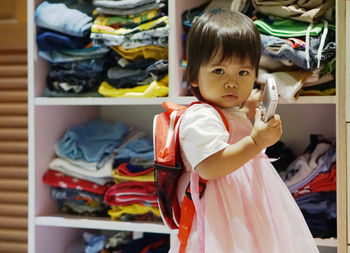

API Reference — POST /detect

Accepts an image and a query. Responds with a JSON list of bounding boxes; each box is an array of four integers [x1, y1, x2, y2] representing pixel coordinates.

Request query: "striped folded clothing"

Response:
[[104, 181, 157, 206]]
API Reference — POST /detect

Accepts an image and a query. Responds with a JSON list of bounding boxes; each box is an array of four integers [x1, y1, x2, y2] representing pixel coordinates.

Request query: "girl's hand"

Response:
[[250, 108, 282, 150], [242, 89, 262, 120]]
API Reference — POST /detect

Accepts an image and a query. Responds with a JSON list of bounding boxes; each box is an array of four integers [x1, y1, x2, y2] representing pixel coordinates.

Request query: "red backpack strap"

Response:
[[178, 101, 230, 253], [178, 177, 207, 253], [162, 101, 187, 112]]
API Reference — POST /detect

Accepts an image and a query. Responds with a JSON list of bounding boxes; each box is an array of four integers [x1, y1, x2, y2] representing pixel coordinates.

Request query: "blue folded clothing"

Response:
[[36, 31, 88, 51], [55, 119, 129, 162], [35, 1, 92, 37]]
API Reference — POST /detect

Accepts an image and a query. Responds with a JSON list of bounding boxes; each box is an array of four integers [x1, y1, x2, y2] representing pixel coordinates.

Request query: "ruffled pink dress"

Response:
[[169, 104, 319, 253]]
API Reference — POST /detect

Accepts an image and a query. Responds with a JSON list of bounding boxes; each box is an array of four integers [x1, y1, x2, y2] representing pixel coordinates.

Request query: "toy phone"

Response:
[[259, 77, 279, 122]]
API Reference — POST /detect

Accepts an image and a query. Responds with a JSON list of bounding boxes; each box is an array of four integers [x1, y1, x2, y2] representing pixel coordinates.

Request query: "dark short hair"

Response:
[[185, 9, 261, 100]]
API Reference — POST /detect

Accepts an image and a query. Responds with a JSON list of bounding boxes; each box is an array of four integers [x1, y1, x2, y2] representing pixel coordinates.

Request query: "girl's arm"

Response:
[[195, 109, 282, 180], [240, 89, 261, 120]]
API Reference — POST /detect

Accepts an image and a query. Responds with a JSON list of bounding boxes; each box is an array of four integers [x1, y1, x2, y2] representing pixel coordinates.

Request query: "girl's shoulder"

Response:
[[183, 103, 223, 121], [181, 103, 227, 131]]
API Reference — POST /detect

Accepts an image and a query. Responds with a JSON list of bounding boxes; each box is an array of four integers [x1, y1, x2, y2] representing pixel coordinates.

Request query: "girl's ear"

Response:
[[191, 80, 199, 87]]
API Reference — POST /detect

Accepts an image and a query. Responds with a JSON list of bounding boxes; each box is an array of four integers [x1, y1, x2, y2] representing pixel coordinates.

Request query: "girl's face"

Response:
[[191, 53, 256, 108]]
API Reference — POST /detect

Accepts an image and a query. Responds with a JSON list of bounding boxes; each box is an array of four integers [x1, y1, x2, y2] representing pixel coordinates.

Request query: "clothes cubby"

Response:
[[27, 0, 347, 252]]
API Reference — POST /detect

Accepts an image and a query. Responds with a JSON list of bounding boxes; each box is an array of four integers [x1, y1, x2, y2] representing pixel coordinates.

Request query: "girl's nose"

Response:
[[225, 83, 238, 89]]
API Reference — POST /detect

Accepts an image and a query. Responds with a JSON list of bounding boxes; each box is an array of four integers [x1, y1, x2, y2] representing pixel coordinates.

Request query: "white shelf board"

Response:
[[34, 214, 336, 247], [34, 96, 335, 106], [314, 238, 338, 247], [35, 214, 171, 234], [35, 97, 171, 106], [280, 96, 336, 104], [176, 96, 336, 105]]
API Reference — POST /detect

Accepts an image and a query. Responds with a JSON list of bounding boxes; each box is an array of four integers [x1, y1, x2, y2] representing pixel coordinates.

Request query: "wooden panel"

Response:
[[346, 1, 350, 122], [0, 1, 27, 252], [0, 0, 26, 23], [337, 0, 348, 252], [0, 166, 27, 178], [0, 1, 15, 19], [0, 77, 27, 90], [0, 103, 27, 115], [0, 216, 27, 229], [0, 191, 27, 204], [0, 0, 27, 50], [0, 128, 27, 140], [0, 178, 27, 191], [0, 91, 27, 102], [0, 153, 28, 166], [0, 65, 27, 77], [0, 229, 27, 242], [0, 241, 27, 253], [0, 141, 27, 153], [0, 116, 27, 128], [0, 204, 27, 216], [0, 54, 26, 64]]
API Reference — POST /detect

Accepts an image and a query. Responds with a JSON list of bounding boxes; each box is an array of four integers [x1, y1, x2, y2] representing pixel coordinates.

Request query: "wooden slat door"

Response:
[[0, 0, 28, 252]]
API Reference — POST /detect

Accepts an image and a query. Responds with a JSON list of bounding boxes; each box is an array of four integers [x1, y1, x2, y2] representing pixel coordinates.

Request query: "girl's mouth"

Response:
[[222, 94, 238, 100]]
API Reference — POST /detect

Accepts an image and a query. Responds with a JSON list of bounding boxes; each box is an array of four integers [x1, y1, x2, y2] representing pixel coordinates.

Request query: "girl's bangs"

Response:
[[218, 32, 258, 67]]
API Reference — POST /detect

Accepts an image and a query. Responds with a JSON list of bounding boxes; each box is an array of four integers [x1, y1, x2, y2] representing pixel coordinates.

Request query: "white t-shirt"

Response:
[[179, 103, 231, 170]]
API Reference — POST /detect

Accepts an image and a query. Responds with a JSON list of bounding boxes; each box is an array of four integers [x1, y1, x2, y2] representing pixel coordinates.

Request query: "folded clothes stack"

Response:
[[35, 0, 169, 98], [180, 0, 336, 99]]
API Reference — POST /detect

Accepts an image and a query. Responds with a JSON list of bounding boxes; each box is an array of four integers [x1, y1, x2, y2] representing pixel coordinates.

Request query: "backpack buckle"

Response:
[[185, 180, 206, 200]]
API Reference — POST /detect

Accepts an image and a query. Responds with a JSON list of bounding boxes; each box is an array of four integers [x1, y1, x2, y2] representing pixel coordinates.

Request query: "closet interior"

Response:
[[27, 0, 347, 252]]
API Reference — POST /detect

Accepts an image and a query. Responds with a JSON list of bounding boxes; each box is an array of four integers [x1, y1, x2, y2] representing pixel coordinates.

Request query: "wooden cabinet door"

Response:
[[0, 0, 27, 50], [0, 0, 28, 252]]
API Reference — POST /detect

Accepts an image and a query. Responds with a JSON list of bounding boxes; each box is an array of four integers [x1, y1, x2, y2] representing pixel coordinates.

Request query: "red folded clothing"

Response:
[[293, 164, 336, 198], [42, 169, 109, 194], [104, 181, 158, 206]]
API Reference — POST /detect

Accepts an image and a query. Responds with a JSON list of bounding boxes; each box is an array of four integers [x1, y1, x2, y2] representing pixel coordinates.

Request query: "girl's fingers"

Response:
[[255, 108, 262, 122], [255, 89, 262, 97], [273, 114, 280, 121], [267, 114, 281, 127], [252, 89, 262, 98]]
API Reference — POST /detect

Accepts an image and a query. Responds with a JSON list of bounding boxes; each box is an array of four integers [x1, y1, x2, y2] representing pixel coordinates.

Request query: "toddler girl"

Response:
[[170, 9, 319, 253]]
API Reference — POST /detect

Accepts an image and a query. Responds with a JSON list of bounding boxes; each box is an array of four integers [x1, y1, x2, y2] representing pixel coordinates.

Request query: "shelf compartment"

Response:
[[34, 96, 336, 106]]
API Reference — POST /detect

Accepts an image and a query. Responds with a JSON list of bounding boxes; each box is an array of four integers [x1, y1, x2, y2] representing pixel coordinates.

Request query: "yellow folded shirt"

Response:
[[120, 76, 168, 98], [99, 82, 149, 97], [112, 170, 154, 182], [112, 44, 168, 60], [108, 204, 160, 220], [92, 16, 168, 36], [300, 88, 336, 96], [99, 75, 168, 98], [94, 9, 159, 26]]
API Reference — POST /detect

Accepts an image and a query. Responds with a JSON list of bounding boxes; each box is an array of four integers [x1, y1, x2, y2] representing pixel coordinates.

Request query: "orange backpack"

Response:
[[153, 101, 229, 251]]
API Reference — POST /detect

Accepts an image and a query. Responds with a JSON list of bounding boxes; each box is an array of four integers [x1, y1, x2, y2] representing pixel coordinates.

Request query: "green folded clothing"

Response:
[[254, 19, 335, 37]]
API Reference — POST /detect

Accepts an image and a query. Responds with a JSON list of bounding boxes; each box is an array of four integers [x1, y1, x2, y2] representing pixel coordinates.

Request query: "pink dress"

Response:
[[169, 104, 319, 253]]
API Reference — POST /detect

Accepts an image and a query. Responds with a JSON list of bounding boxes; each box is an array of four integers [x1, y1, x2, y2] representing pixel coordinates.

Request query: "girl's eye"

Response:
[[213, 68, 225, 75], [239, 70, 249, 76]]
